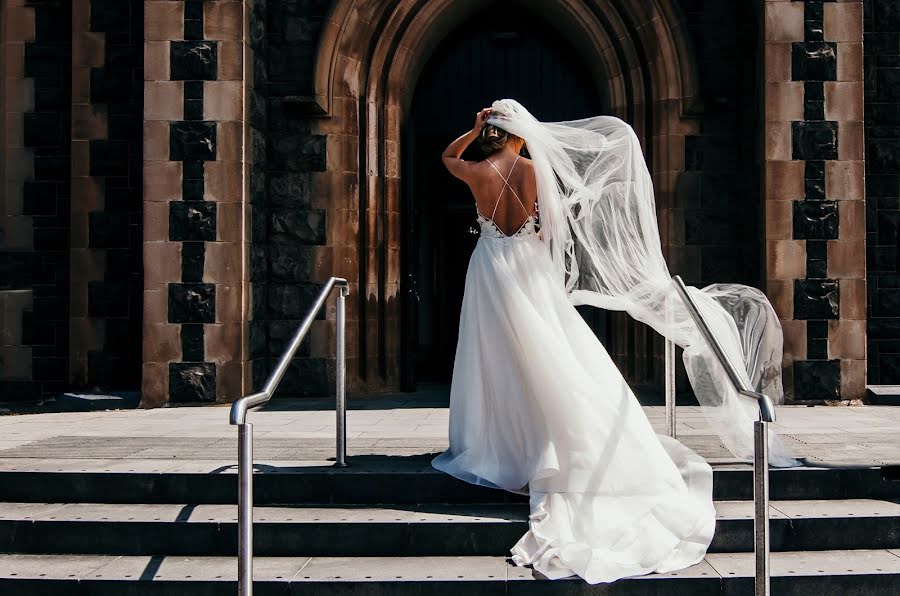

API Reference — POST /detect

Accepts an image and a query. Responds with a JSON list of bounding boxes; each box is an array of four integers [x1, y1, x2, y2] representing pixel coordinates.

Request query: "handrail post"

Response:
[[671, 275, 774, 596], [230, 277, 349, 596], [664, 338, 676, 438], [754, 418, 771, 596], [335, 285, 348, 467], [237, 422, 253, 596]]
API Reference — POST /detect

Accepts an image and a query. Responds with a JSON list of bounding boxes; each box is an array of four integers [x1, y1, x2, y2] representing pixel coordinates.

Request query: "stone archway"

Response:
[[306, 0, 700, 393]]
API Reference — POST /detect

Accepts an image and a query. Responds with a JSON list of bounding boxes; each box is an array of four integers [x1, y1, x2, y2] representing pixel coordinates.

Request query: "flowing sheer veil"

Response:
[[485, 98, 798, 467]]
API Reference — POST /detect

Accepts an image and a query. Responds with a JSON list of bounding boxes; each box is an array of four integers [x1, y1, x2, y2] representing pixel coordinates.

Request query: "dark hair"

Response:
[[479, 124, 528, 158], [478, 124, 508, 155]]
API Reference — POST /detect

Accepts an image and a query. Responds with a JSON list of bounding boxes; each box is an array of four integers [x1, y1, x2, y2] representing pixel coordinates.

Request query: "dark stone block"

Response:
[[183, 178, 204, 201], [804, 19, 824, 43], [23, 112, 60, 146], [90, 0, 130, 31], [792, 121, 838, 161], [185, 0, 204, 20], [805, 178, 826, 200], [87, 351, 130, 388], [24, 44, 62, 79], [876, 67, 900, 101], [90, 67, 134, 105], [684, 210, 737, 245], [268, 173, 313, 208], [33, 228, 69, 252], [794, 279, 840, 319], [269, 243, 315, 283], [804, 82, 824, 102], [804, 100, 825, 121], [792, 201, 838, 239], [169, 362, 216, 402], [807, 239, 827, 260], [808, 320, 828, 341], [22, 180, 57, 216], [807, 337, 828, 360], [184, 99, 204, 121], [169, 201, 217, 242], [268, 134, 326, 171], [270, 209, 326, 245], [170, 41, 218, 81], [0, 251, 33, 290], [107, 114, 139, 142], [805, 160, 825, 180], [866, 138, 900, 174], [185, 80, 204, 101], [89, 211, 130, 249], [182, 241, 205, 283], [33, 155, 69, 181], [249, 245, 267, 282], [266, 284, 324, 320], [792, 41, 837, 81], [181, 324, 205, 362], [170, 121, 217, 161], [88, 281, 129, 318], [685, 136, 702, 170], [867, 102, 900, 126], [877, 210, 900, 245], [168, 283, 216, 324], [184, 160, 205, 180], [873, 0, 900, 32], [89, 140, 131, 177], [184, 19, 204, 41], [0, 380, 41, 402], [273, 357, 329, 398], [266, 320, 312, 357], [794, 359, 841, 400], [866, 175, 898, 199], [32, 357, 66, 382], [874, 289, 900, 317], [807, 258, 827, 278]]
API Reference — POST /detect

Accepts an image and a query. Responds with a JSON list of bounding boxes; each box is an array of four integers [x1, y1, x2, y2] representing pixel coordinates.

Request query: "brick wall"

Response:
[[864, 0, 900, 385], [19, 0, 72, 399]]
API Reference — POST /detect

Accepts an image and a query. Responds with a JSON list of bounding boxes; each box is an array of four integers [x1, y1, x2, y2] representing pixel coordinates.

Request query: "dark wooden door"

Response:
[[402, 5, 608, 386]]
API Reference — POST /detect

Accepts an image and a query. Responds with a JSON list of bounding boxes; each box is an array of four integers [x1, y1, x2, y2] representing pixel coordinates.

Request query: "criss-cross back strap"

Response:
[[485, 154, 529, 220]]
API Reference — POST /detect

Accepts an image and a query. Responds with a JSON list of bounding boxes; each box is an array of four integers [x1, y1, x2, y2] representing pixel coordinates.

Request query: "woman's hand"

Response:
[[473, 107, 492, 132]]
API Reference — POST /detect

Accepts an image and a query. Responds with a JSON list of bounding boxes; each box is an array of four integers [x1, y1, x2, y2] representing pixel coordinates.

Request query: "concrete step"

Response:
[[0, 500, 898, 557], [0, 551, 899, 595], [0, 458, 897, 504]]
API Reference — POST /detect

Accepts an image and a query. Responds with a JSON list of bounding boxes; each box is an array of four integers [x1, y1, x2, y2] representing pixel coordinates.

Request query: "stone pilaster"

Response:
[[70, 0, 143, 390], [764, 0, 866, 401], [142, 0, 250, 406], [0, 0, 37, 401]]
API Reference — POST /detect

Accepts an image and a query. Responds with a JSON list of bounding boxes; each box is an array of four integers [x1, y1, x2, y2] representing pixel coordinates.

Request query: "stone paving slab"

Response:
[[0, 391, 898, 468], [12, 500, 893, 524]]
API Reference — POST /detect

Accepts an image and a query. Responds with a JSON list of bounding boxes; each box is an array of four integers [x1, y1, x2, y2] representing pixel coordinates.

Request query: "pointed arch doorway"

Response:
[[401, 8, 608, 386]]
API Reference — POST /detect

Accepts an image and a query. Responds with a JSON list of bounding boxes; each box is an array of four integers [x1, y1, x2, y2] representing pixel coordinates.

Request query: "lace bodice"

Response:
[[475, 154, 538, 240], [477, 213, 538, 239]]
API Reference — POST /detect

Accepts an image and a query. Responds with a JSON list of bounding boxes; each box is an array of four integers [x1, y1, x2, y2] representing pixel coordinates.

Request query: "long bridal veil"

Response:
[[485, 98, 798, 467]]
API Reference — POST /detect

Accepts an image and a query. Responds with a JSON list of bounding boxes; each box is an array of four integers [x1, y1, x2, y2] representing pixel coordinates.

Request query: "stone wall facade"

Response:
[[0, 0, 885, 405], [764, 0, 867, 401]]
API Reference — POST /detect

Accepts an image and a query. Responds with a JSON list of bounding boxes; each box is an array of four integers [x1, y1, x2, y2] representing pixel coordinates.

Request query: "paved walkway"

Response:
[[1, 386, 899, 470]]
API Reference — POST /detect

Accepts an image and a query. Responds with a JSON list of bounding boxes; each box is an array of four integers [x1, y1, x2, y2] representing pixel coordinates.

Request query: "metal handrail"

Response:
[[671, 274, 774, 596], [229, 276, 349, 596]]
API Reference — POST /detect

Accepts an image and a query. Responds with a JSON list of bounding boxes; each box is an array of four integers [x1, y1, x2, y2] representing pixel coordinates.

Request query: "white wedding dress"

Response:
[[431, 154, 716, 584]]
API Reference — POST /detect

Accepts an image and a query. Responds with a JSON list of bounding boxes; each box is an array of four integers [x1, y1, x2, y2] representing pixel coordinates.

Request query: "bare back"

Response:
[[468, 153, 538, 236]]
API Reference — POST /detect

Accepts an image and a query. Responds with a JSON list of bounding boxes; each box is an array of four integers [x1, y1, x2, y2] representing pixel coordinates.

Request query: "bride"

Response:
[[431, 99, 798, 584]]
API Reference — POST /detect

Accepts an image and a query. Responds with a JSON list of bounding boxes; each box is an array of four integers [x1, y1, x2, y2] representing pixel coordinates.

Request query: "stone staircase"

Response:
[[0, 456, 898, 594]]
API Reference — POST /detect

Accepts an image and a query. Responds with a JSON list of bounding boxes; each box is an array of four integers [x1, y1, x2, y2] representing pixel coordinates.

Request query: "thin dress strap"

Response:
[[485, 154, 529, 220]]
